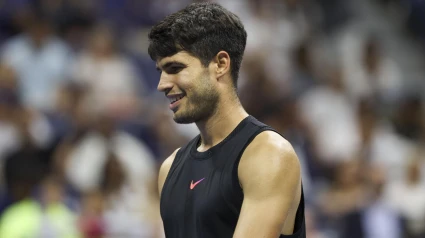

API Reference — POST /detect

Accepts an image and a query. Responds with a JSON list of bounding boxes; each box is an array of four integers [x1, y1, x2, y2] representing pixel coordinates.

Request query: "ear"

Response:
[[213, 51, 230, 79]]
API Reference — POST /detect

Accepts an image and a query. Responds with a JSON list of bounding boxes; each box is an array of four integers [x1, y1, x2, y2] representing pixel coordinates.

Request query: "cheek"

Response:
[[178, 80, 197, 95], [178, 68, 211, 95], [193, 84, 218, 103], [173, 74, 193, 92]]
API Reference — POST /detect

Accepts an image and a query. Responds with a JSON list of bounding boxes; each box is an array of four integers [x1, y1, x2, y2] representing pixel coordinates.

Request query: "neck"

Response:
[[195, 95, 249, 152]]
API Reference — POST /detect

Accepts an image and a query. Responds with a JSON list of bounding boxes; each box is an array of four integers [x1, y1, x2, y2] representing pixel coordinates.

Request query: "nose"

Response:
[[157, 73, 173, 94]]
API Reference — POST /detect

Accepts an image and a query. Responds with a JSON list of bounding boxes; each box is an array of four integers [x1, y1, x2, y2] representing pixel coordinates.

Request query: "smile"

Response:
[[169, 94, 185, 103], [167, 93, 186, 111]]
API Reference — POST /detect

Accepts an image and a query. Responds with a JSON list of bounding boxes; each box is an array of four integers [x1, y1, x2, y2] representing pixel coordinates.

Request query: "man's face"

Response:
[[156, 51, 219, 124]]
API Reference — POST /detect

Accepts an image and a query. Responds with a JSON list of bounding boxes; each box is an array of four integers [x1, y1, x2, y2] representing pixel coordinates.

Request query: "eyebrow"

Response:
[[156, 61, 187, 71]]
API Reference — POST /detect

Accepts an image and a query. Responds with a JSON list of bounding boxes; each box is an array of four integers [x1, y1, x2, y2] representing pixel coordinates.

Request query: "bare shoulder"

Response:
[[240, 130, 300, 169], [158, 148, 180, 196], [238, 130, 301, 191]]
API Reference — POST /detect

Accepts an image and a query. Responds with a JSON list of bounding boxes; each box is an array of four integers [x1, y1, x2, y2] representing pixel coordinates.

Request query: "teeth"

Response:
[[170, 95, 184, 103]]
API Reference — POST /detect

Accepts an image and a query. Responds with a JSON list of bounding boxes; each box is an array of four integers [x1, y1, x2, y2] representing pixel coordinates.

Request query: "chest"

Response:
[[160, 156, 243, 225]]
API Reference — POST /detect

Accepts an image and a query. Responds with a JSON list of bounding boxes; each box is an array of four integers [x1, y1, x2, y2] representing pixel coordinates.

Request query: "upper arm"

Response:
[[234, 131, 301, 238], [158, 148, 180, 198]]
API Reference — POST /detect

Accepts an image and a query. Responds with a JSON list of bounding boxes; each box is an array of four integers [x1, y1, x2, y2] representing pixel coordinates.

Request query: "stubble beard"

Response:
[[173, 76, 219, 124]]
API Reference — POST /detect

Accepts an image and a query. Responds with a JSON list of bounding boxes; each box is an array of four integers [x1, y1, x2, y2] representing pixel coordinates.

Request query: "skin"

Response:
[[156, 51, 302, 237]]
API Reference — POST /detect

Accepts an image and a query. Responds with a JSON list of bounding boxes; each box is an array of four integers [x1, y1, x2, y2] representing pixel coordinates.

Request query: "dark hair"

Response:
[[148, 2, 247, 87]]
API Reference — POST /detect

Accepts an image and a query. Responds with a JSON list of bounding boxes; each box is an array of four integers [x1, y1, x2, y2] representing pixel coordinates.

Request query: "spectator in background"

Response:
[[361, 165, 402, 238], [217, 0, 315, 89], [298, 64, 360, 164], [355, 98, 414, 182], [0, 10, 73, 111], [0, 64, 54, 216], [100, 153, 162, 238], [0, 63, 54, 170], [78, 191, 105, 238], [319, 158, 402, 238], [35, 0, 95, 52], [49, 140, 82, 212], [36, 176, 81, 238], [71, 24, 145, 120], [342, 36, 402, 106], [0, 156, 79, 238], [2, 148, 44, 213], [238, 56, 282, 118], [0, 64, 22, 161], [63, 110, 156, 194], [385, 159, 425, 238], [49, 81, 89, 142], [290, 41, 318, 97], [318, 160, 369, 236]]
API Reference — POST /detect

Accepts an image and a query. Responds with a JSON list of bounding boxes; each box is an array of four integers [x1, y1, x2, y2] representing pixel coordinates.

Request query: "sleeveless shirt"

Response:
[[160, 116, 306, 238]]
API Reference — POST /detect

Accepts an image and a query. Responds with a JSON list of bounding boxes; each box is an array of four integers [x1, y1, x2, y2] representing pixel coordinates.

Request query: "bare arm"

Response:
[[158, 148, 180, 198], [233, 131, 302, 238], [153, 148, 180, 238]]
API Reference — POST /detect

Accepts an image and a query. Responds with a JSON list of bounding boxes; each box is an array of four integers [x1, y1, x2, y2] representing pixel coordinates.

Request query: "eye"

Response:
[[166, 66, 184, 74]]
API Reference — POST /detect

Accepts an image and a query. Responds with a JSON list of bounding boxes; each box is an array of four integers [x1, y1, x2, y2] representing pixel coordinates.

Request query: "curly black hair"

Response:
[[148, 2, 247, 87]]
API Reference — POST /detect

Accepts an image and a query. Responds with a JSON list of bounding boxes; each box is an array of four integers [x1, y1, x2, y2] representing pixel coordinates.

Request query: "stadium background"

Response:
[[0, 0, 424, 237]]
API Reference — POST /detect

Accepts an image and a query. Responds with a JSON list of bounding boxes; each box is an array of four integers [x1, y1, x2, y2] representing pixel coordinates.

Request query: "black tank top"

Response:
[[160, 116, 306, 238]]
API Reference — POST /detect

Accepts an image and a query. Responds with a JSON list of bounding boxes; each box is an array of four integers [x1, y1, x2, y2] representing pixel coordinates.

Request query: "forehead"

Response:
[[156, 51, 201, 68]]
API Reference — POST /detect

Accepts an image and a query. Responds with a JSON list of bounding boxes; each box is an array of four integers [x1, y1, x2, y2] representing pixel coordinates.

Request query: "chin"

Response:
[[173, 117, 195, 124], [173, 114, 196, 124], [172, 106, 212, 124]]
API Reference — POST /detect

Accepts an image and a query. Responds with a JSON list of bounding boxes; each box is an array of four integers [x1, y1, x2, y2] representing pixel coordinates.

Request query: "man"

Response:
[[148, 2, 306, 238]]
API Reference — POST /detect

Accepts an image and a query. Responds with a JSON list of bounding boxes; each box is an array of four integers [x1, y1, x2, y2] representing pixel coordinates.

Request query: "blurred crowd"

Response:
[[0, 0, 424, 237]]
